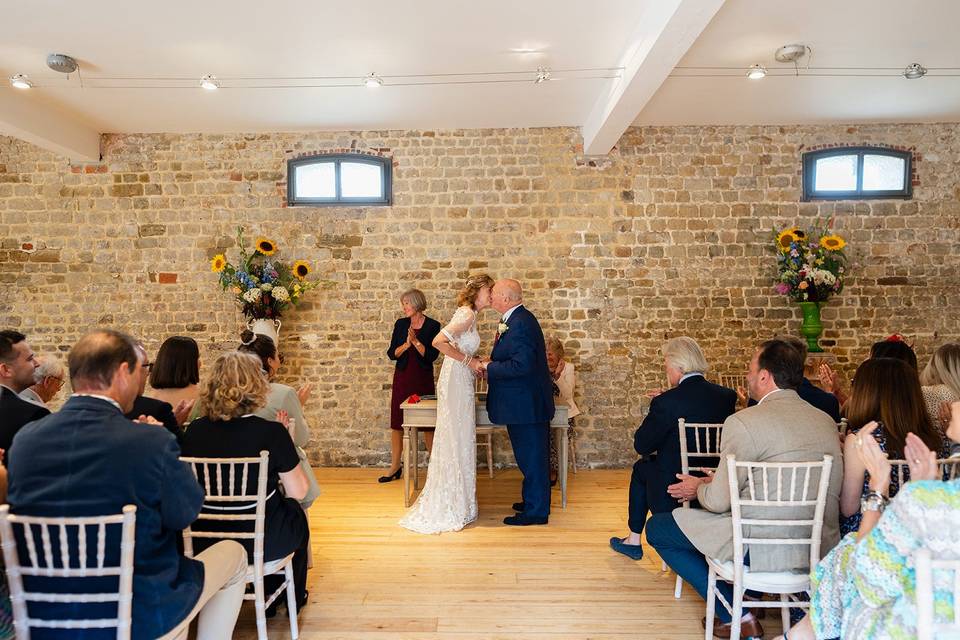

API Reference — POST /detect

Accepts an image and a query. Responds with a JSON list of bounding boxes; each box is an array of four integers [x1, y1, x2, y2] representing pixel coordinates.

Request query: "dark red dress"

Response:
[[388, 316, 441, 430]]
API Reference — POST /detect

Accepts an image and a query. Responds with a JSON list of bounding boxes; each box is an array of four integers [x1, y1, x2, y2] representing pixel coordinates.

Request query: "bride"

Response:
[[399, 274, 494, 534]]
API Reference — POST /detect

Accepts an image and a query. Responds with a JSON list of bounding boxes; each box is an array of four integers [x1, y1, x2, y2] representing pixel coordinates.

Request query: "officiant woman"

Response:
[[382, 288, 441, 483]]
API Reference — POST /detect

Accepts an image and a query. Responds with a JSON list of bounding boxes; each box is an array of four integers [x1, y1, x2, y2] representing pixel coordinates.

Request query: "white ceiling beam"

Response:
[[581, 0, 726, 155], [0, 91, 101, 162]]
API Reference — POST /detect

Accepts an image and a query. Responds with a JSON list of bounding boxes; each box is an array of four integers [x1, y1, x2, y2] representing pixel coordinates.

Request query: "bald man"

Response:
[[475, 279, 555, 525]]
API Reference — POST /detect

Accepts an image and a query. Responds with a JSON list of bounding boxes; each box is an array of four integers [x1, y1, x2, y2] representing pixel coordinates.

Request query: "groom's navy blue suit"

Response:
[[486, 305, 555, 519]]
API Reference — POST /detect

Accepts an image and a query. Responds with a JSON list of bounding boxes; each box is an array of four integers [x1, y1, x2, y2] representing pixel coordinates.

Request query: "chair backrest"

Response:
[[837, 418, 848, 437], [719, 374, 746, 391], [916, 547, 960, 640], [475, 377, 488, 394], [886, 458, 960, 487], [677, 419, 724, 475], [180, 451, 269, 567], [0, 504, 137, 640], [725, 454, 834, 574]]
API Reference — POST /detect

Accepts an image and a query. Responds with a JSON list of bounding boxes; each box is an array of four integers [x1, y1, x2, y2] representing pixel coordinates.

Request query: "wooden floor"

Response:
[[233, 467, 783, 639]]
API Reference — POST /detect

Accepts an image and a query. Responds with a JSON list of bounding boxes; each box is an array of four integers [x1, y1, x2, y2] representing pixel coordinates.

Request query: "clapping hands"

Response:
[[904, 432, 938, 482]]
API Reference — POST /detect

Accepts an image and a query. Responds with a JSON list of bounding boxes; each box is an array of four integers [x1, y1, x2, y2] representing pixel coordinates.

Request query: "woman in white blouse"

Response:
[[546, 337, 581, 484]]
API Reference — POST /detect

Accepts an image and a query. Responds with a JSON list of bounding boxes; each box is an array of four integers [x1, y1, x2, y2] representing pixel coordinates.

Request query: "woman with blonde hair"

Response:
[[400, 274, 494, 534], [920, 342, 960, 435], [382, 288, 441, 482], [545, 336, 580, 484], [180, 351, 311, 617]]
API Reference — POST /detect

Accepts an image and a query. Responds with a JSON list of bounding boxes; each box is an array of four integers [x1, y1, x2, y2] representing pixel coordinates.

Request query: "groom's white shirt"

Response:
[[502, 303, 522, 323]]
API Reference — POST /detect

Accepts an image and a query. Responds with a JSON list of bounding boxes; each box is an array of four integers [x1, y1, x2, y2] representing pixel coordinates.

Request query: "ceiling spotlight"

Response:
[[199, 75, 220, 90], [363, 73, 384, 88], [903, 63, 927, 79], [534, 67, 551, 84], [746, 64, 767, 80], [9, 74, 33, 89]]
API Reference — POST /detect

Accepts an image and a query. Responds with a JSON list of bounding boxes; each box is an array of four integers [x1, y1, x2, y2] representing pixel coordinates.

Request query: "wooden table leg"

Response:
[[413, 427, 420, 490], [402, 425, 412, 507], [560, 424, 568, 509]]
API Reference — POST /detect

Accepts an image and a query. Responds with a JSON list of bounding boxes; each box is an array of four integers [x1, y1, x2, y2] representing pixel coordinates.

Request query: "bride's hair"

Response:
[[456, 274, 494, 309]]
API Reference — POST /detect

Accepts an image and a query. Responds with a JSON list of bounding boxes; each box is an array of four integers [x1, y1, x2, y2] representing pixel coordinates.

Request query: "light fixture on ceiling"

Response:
[[46, 53, 79, 74], [9, 74, 33, 89], [903, 63, 927, 79], [534, 66, 551, 83], [200, 75, 220, 90], [363, 72, 384, 88], [746, 64, 767, 80], [774, 44, 809, 64]]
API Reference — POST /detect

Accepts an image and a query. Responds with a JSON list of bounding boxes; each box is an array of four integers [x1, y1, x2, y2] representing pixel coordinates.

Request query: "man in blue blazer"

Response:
[[610, 337, 737, 559], [476, 279, 555, 525], [7, 329, 248, 640]]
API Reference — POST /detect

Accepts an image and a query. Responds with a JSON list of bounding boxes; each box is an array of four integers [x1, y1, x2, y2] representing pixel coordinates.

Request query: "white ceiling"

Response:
[[0, 0, 647, 133], [1, 0, 959, 147], [636, 0, 960, 125]]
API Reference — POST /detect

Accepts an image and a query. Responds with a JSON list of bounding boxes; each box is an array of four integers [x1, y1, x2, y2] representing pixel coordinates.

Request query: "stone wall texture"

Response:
[[2, 123, 959, 467]]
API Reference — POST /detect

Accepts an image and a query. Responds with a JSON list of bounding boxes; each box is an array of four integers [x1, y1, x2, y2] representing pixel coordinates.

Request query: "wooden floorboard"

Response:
[[231, 467, 782, 639]]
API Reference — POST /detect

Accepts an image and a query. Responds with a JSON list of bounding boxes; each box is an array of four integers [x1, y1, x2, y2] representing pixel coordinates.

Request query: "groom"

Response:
[[473, 279, 555, 526]]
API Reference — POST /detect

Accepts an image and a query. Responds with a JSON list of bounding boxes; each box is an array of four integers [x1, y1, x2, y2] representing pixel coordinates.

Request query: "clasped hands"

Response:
[[468, 356, 490, 379], [855, 421, 939, 494], [667, 470, 714, 502]]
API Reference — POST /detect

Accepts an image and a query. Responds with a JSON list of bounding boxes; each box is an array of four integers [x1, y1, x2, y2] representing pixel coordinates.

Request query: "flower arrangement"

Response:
[[771, 221, 848, 303], [210, 228, 320, 320]]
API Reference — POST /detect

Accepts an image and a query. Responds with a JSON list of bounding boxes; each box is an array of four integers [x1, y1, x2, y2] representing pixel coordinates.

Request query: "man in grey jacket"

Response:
[[647, 339, 842, 639]]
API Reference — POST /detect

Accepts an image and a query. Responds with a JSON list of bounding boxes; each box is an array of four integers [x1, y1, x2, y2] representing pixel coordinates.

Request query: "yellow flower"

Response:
[[776, 228, 801, 250], [820, 234, 846, 251], [210, 254, 227, 272], [255, 237, 277, 256], [292, 260, 311, 280]]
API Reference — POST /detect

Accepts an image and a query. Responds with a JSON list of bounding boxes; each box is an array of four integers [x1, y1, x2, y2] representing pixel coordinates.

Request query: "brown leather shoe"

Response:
[[701, 614, 764, 639]]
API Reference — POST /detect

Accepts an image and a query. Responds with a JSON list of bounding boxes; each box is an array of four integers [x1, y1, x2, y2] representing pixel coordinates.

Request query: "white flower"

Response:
[[272, 286, 290, 302], [243, 288, 261, 303], [498, 322, 509, 334], [260, 283, 273, 292]]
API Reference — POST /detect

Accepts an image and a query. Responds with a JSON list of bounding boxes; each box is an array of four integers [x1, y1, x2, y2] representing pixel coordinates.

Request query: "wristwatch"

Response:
[[861, 490, 889, 514]]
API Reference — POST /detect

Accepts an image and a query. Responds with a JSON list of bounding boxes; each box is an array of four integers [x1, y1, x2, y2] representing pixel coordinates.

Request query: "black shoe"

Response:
[[378, 467, 402, 483], [512, 501, 526, 512], [550, 477, 558, 487], [504, 514, 548, 526]]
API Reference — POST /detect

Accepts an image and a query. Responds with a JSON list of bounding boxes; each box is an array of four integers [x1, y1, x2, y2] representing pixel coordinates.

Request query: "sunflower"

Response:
[[255, 237, 277, 256], [820, 234, 846, 251], [210, 254, 227, 272], [292, 260, 311, 280], [776, 228, 801, 250]]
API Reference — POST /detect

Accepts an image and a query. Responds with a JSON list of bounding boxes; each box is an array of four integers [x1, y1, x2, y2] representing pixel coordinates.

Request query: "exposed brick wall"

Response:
[[2, 124, 959, 467]]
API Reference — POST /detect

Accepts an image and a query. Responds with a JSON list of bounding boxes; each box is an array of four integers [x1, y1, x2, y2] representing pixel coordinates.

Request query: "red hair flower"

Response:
[[408, 394, 421, 404]]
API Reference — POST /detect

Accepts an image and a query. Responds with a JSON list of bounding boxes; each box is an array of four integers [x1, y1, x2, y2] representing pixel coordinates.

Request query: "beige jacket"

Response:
[[673, 388, 842, 573]]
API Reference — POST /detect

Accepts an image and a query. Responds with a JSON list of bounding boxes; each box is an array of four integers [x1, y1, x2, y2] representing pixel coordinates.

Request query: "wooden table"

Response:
[[400, 399, 570, 509]]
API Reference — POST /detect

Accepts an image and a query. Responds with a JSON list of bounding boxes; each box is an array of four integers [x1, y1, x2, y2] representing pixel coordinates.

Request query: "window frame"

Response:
[[287, 153, 392, 207], [801, 146, 912, 201]]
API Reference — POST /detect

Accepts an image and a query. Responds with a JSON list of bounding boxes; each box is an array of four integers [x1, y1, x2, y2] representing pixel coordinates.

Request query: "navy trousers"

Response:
[[506, 422, 551, 518], [628, 459, 679, 535]]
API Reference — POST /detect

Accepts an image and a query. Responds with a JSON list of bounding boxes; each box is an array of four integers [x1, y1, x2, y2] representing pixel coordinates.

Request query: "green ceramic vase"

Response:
[[799, 301, 824, 353]]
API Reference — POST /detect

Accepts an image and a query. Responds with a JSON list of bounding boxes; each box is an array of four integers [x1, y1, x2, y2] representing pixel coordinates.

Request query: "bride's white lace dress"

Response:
[[399, 306, 479, 534]]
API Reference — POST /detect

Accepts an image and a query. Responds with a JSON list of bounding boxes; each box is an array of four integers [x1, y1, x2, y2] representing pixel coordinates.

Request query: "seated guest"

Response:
[[125, 341, 191, 439], [238, 330, 321, 508], [0, 449, 13, 639], [0, 331, 49, 463], [839, 357, 946, 536], [147, 335, 201, 423], [819, 334, 918, 406], [646, 339, 843, 639], [6, 329, 247, 640], [746, 336, 841, 422], [546, 336, 581, 485], [920, 342, 960, 434], [609, 337, 736, 560], [775, 405, 960, 640], [180, 351, 311, 617], [20, 355, 66, 409]]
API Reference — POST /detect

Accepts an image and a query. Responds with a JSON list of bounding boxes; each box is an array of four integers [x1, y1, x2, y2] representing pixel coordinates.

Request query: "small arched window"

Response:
[[287, 153, 392, 206], [802, 147, 912, 201]]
